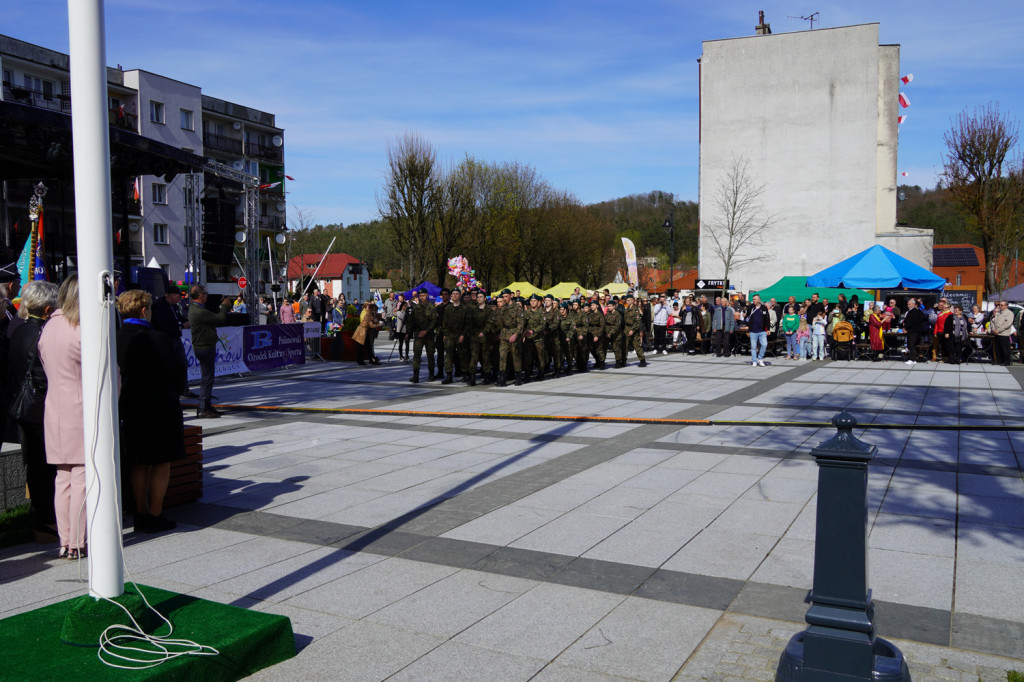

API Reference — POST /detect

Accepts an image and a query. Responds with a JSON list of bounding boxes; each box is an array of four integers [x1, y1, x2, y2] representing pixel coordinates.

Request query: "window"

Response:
[[2, 69, 11, 86], [151, 183, 167, 204], [180, 108, 193, 130], [149, 100, 164, 124], [153, 223, 168, 244]]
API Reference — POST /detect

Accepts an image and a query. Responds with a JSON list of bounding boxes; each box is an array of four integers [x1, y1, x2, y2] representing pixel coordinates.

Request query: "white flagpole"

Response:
[[267, 237, 278, 313], [67, 0, 124, 598], [301, 236, 336, 298]]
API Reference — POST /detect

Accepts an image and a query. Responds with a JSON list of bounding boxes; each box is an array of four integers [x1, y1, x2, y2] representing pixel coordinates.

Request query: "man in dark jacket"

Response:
[[152, 286, 195, 398], [902, 298, 926, 364], [188, 285, 231, 418], [746, 294, 770, 367]]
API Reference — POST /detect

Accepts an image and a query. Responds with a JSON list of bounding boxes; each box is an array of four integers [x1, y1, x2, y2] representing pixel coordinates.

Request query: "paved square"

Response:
[[3, 344, 1024, 680]]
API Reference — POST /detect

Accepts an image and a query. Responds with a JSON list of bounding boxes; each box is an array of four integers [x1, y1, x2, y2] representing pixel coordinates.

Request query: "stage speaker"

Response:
[[201, 198, 236, 264]]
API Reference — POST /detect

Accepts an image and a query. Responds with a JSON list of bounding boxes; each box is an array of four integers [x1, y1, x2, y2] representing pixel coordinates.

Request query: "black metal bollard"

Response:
[[775, 412, 910, 682]]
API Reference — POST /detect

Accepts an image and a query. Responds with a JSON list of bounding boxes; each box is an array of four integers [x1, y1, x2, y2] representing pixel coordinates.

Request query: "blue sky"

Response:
[[10, 1, 1024, 227]]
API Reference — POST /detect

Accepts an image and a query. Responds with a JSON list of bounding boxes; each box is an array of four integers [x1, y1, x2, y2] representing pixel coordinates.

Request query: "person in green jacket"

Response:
[[782, 304, 801, 360], [187, 285, 232, 418]]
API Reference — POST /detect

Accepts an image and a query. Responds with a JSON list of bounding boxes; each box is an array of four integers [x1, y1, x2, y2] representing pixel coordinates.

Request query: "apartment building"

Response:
[[0, 33, 286, 295]]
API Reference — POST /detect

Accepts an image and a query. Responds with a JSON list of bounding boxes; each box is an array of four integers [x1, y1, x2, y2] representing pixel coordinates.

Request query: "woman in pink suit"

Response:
[[37, 275, 86, 559]]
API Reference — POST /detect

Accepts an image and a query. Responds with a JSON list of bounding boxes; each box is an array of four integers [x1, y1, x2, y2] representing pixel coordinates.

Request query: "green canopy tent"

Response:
[[751, 276, 873, 304]]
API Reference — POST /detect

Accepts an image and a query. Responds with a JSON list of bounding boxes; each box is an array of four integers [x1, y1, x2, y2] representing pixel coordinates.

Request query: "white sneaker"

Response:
[[751, 361, 758, 366], [757, 360, 765, 367], [905, 360, 916, 365]]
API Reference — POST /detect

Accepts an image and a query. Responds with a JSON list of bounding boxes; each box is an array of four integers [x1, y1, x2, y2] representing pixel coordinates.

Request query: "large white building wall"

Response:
[[698, 23, 932, 292], [875, 44, 900, 236], [123, 70, 202, 281]]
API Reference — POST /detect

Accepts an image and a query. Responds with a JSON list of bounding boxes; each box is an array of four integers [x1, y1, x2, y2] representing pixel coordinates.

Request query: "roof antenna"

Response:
[[788, 12, 819, 29]]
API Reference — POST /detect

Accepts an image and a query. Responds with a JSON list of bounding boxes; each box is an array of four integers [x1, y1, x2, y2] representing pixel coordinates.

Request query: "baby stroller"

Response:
[[831, 321, 856, 360]]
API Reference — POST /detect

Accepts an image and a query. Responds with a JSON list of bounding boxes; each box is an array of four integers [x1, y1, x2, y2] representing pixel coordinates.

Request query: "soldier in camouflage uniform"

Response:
[[542, 295, 562, 377], [468, 290, 496, 386], [440, 289, 470, 384], [434, 288, 450, 376], [605, 297, 626, 368], [557, 302, 576, 376], [569, 299, 586, 371], [522, 294, 548, 381], [496, 289, 525, 386], [407, 288, 438, 383], [582, 299, 608, 370], [623, 293, 648, 367]]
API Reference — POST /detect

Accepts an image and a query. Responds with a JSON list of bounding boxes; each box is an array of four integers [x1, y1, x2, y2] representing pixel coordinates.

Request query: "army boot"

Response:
[[467, 372, 476, 387], [496, 371, 506, 387], [514, 372, 523, 386], [481, 372, 492, 385], [409, 368, 420, 383], [427, 366, 437, 381], [441, 371, 454, 384], [639, 359, 648, 367]]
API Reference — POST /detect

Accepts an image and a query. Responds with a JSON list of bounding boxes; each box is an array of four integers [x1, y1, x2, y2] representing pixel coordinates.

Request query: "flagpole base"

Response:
[[60, 583, 155, 646]]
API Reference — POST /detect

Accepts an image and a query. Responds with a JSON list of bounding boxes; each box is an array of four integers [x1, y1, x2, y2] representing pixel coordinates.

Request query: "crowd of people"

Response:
[[364, 286, 1023, 376], [371, 286, 651, 386], [2, 277, 216, 560]]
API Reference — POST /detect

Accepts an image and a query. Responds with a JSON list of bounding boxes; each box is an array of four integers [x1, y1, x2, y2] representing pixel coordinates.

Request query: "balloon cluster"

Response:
[[447, 255, 480, 290]]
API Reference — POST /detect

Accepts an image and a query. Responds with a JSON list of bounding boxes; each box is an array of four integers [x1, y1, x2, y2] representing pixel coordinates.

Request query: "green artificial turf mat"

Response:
[[0, 583, 295, 680]]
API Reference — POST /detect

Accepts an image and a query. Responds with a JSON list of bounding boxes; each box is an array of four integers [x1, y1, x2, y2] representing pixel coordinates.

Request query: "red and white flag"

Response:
[[900, 172, 909, 177], [898, 92, 911, 108], [898, 115, 907, 124], [259, 182, 281, 190], [284, 175, 295, 181], [901, 73, 914, 85], [132, 177, 140, 201]]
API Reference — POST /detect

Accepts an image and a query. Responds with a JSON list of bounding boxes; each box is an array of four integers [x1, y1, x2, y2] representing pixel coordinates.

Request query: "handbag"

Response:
[[9, 344, 44, 425]]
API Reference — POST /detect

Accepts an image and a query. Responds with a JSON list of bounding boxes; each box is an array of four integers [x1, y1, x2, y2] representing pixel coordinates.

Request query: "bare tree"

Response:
[[376, 133, 438, 287], [941, 103, 1024, 294], [704, 155, 777, 297], [427, 157, 477, 285]]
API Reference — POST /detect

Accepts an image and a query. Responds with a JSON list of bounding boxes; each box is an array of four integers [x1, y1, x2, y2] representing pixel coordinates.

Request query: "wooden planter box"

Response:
[[165, 425, 203, 508], [320, 331, 357, 361]]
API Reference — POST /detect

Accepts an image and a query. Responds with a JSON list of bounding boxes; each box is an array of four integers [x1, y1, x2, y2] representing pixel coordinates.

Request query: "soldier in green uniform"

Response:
[[542, 294, 561, 377], [468, 290, 496, 386], [496, 289, 525, 386], [569, 299, 585, 371], [623, 293, 648, 367], [434, 288, 450, 377], [557, 302, 576, 376], [605, 297, 626, 368], [583, 299, 608, 370], [440, 289, 470, 384], [522, 294, 548, 381], [407, 288, 438, 383]]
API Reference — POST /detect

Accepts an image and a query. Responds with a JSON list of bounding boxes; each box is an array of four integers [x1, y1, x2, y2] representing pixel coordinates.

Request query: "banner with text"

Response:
[[183, 323, 306, 380]]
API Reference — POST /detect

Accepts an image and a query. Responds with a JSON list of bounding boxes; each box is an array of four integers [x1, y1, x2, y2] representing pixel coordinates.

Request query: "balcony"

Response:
[[246, 141, 282, 162], [3, 82, 69, 113], [109, 107, 137, 131], [203, 132, 243, 155], [259, 215, 283, 229]]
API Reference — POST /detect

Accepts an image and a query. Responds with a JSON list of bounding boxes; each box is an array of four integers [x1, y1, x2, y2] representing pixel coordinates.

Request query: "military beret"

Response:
[[544, 294, 554, 300], [501, 288, 512, 295], [589, 299, 600, 306], [440, 288, 451, 294], [560, 302, 569, 309], [417, 288, 428, 294], [625, 293, 635, 300], [612, 296, 619, 302], [528, 294, 539, 301]]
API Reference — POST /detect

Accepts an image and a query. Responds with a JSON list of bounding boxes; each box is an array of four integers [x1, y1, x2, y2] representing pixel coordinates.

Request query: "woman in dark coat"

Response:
[[116, 289, 186, 533], [7, 281, 60, 543]]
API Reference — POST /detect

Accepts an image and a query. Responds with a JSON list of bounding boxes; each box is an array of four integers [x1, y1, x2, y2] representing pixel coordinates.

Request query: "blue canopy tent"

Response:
[[806, 245, 946, 291], [401, 281, 442, 301]]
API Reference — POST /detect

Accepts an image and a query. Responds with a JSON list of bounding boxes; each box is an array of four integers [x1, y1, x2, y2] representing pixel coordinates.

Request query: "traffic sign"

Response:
[[238, 277, 248, 289]]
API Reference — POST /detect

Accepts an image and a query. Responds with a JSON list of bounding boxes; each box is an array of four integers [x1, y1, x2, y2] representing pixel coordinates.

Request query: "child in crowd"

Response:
[[796, 319, 811, 360], [811, 311, 828, 360]]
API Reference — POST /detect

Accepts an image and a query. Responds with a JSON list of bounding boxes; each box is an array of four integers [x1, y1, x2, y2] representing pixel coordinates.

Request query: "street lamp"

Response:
[[662, 211, 675, 295]]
